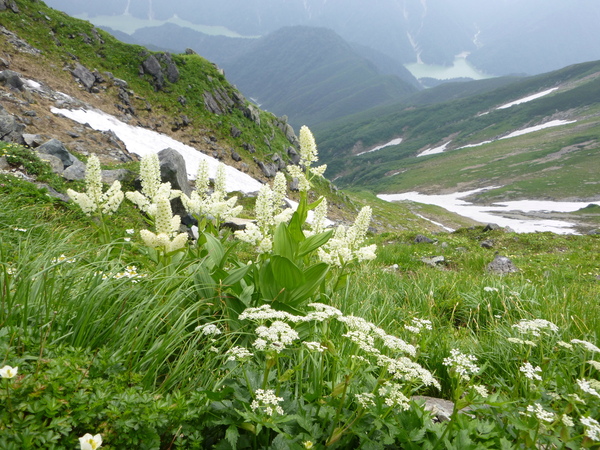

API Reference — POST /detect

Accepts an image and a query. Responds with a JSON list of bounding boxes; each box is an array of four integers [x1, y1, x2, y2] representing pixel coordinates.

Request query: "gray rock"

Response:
[[34, 182, 70, 202], [62, 158, 86, 180], [0, 0, 19, 13], [37, 139, 76, 168], [71, 63, 96, 91], [421, 256, 445, 267], [231, 150, 241, 162], [0, 155, 9, 170], [413, 396, 455, 422], [158, 148, 191, 196], [141, 54, 164, 90], [0, 69, 24, 90], [414, 234, 435, 244], [483, 223, 502, 232], [255, 159, 278, 178], [158, 53, 179, 83], [480, 239, 494, 249], [272, 153, 286, 170], [487, 254, 519, 275], [0, 107, 25, 143], [287, 147, 301, 165], [38, 153, 64, 174], [231, 126, 241, 138], [242, 104, 261, 125], [289, 177, 300, 191]]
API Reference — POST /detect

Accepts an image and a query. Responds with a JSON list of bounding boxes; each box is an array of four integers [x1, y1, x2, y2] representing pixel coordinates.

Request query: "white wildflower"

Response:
[[520, 362, 543, 381], [483, 286, 499, 292], [378, 382, 410, 410], [79, 433, 102, 450], [507, 337, 537, 346], [287, 165, 310, 192], [512, 319, 558, 337], [405, 318, 433, 334], [196, 323, 222, 336], [299, 125, 318, 167], [557, 341, 573, 349], [254, 321, 299, 352], [225, 346, 254, 362], [355, 392, 376, 408], [561, 414, 574, 427], [238, 304, 304, 323], [571, 339, 600, 353], [588, 360, 600, 371], [526, 403, 554, 423], [443, 349, 480, 381], [303, 341, 327, 352], [577, 378, 600, 399], [581, 416, 600, 441], [0, 365, 18, 378], [471, 384, 489, 398], [251, 389, 284, 416]]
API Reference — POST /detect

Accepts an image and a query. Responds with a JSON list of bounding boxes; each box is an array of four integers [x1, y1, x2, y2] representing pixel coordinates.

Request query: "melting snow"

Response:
[[417, 141, 451, 157], [357, 137, 403, 156], [378, 187, 594, 234], [497, 88, 559, 109], [51, 107, 264, 194]]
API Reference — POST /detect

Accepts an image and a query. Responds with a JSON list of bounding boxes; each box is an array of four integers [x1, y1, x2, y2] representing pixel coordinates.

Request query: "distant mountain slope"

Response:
[[315, 60, 600, 202], [221, 26, 419, 129]]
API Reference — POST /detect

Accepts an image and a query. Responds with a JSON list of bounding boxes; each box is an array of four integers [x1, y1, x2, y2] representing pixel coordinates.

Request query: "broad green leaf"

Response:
[[258, 260, 280, 300], [221, 264, 251, 287], [273, 223, 297, 259], [287, 263, 329, 307], [225, 425, 239, 449], [203, 232, 224, 269], [297, 229, 333, 257], [271, 255, 304, 290]]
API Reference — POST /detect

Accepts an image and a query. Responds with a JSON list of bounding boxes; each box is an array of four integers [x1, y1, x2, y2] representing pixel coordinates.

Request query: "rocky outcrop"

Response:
[[0, 0, 19, 13], [487, 254, 519, 274], [0, 69, 24, 91], [0, 105, 25, 144], [140, 52, 179, 91]]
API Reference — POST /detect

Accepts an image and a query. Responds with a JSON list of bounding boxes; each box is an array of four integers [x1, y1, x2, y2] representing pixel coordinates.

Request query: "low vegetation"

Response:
[[1, 135, 600, 449]]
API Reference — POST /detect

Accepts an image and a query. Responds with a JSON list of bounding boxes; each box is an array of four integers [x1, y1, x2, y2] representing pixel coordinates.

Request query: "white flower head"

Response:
[[253, 321, 299, 352], [443, 349, 480, 381], [196, 323, 222, 336], [225, 346, 254, 362], [79, 433, 102, 450], [571, 339, 600, 353], [581, 416, 600, 441], [520, 362, 543, 381], [512, 319, 558, 337], [526, 403, 554, 423], [0, 365, 18, 378], [299, 125, 318, 167], [251, 389, 284, 416]]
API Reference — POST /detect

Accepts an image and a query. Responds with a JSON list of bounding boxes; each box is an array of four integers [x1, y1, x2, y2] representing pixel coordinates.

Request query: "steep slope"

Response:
[[0, 0, 300, 184]]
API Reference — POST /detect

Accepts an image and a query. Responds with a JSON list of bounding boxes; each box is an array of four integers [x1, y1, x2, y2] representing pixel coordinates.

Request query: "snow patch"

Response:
[[357, 138, 403, 156], [497, 88, 559, 109], [378, 187, 591, 234], [417, 141, 451, 157]]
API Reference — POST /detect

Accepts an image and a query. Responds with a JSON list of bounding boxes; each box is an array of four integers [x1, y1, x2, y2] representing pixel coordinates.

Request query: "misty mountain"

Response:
[[45, 0, 600, 77]]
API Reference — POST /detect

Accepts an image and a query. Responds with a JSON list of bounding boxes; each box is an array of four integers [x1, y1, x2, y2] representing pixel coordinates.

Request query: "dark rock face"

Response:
[[255, 158, 278, 178], [0, 106, 24, 143], [158, 148, 191, 197], [0, 69, 24, 90], [140, 52, 179, 91], [0, 0, 19, 13]]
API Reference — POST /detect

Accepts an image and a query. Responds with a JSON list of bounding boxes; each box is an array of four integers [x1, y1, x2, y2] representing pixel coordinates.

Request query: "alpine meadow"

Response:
[[1, 1, 600, 449]]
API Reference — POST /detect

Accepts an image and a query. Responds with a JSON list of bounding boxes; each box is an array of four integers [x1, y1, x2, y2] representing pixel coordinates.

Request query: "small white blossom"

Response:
[[355, 392, 376, 408], [79, 433, 102, 450], [251, 389, 284, 416], [254, 321, 299, 352], [483, 286, 499, 292], [0, 365, 18, 378], [225, 346, 254, 362], [577, 378, 600, 399], [443, 349, 480, 381], [571, 339, 600, 353], [520, 362, 543, 381], [378, 382, 410, 410], [507, 337, 537, 346], [526, 403, 554, 423], [471, 384, 489, 398], [304, 341, 327, 352], [557, 341, 573, 349], [587, 360, 600, 371], [581, 416, 600, 441], [512, 319, 559, 337], [196, 324, 222, 336], [561, 414, 574, 427]]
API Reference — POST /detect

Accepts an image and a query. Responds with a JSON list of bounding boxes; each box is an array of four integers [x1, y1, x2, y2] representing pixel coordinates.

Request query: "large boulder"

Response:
[[71, 63, 96, 91], [0, 69, 24, 90], [37, 139, 76, 168], [158, 148, 190, 218]]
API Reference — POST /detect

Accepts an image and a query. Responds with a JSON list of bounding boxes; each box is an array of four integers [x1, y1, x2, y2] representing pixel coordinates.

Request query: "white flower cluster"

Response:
[[581, 416, 600, 441], [286, 126, 327, 192], [196, 323, 222, 336], [577, 378, 600, 399], [67, 155, 124, 216], [125, 153, 181, 217], [235, 175, 291, 254], [507, 337, 537, 346], [339, 315, 417, 356], [404, 318, 433, 334], [355, 392, 376, 408], [251, 389, 285, 416], [526, 403, 555, 423], [51, 254, 76, 264], [443, 349, 480, 381], [377, 355, 441, 389], [225, 346, 254, 362], [519, 362, 543, 381], [139, 196, 188, 253], [512, 319, 559, 337], [181, 161, 243, 223], [303, 341, 327, 352], [571, 339, 600, 353], [96, 265, 146, 283], [253, 321, 299, 352], [378, 382, 411, 410], [471, 384, 489, 398], [317, 206, 376, 267]]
